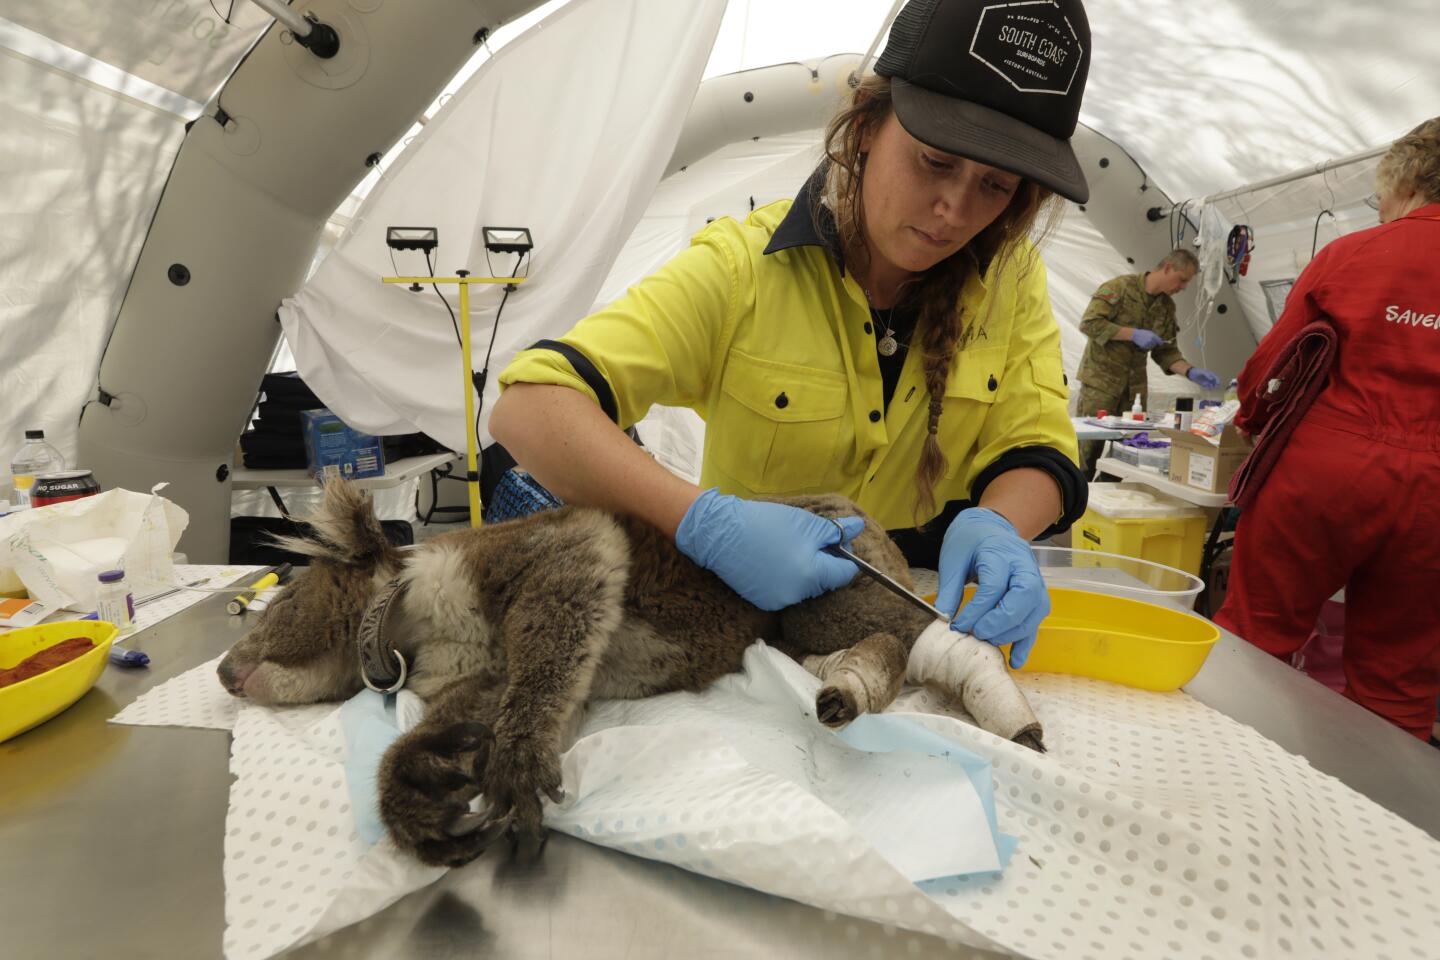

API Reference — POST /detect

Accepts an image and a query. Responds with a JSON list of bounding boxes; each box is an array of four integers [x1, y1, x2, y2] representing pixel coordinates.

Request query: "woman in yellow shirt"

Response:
[[493, 0, 1092, 666]]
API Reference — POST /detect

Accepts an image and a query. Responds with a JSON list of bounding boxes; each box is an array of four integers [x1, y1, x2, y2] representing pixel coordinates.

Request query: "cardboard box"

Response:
[[301, 409, 386, 481], [1163, 425, 1251, 494]]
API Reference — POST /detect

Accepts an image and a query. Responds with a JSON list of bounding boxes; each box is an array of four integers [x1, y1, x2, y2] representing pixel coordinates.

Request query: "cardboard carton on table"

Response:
[[1163, 425, 1252, 495]]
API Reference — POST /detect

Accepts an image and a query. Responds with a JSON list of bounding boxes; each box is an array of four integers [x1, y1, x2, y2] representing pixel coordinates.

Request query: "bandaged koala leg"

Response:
[[907, 620, 1044, 752], [804, 631, 908, 728]]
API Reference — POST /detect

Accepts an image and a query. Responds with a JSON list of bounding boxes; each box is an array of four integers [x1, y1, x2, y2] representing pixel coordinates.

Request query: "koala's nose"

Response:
[[217, 658, 254, 697]]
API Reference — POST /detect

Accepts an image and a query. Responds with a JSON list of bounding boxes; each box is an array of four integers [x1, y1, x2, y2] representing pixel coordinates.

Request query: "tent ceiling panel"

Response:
[[702, 0, 891, 81], [0, 0, 271, 104], [701, 0, 1435, 202]]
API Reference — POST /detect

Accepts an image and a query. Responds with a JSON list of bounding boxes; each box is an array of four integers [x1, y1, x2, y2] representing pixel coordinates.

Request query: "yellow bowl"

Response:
[[0, 620, 118, 743], [930, 586, 1220, 692]]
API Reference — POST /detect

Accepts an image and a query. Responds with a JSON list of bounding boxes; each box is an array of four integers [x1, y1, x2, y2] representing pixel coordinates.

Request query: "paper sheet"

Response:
[[557, 645, 1010, 882]]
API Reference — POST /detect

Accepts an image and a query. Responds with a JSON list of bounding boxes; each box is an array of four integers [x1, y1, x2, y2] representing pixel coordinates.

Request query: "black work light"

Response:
[[386, 226, 439, 252], [482, 227, 533, 254]]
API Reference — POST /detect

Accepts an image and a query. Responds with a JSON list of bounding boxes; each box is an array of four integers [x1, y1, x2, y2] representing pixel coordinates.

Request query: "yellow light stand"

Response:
[[382, 272, 529, 527]]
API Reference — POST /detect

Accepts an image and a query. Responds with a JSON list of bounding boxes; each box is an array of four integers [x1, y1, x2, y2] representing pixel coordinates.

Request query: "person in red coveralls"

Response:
[[1215, 118, 1440, 740]]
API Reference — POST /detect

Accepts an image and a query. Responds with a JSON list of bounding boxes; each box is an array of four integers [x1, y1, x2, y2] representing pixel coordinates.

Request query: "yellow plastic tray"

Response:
[[932, 586, 1220, 692], [0, 620, 118, 743]]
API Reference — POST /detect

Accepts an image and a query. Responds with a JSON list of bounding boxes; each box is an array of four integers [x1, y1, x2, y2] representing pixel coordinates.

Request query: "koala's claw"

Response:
[[816, 685, 858, 728], [480, 733, 561, 857], [445, 809, 511, 850], [1012, 726, 1047, 753], [379, 720, 498, 867]]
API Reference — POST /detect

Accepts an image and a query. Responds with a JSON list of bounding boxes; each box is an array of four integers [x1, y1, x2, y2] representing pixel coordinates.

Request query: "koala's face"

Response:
[[216, 563, 373, 706]]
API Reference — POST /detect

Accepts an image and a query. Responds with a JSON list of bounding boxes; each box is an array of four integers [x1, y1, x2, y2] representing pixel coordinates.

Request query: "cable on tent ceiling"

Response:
[[1165, 198, 1200, 251], [210, 0, 236, 25], [1311, 209, 1336, 259]]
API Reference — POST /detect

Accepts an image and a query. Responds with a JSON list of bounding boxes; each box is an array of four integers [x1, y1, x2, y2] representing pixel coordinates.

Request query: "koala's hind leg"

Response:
[[804, 631, 908, 728], [379, 677, 507, 867]]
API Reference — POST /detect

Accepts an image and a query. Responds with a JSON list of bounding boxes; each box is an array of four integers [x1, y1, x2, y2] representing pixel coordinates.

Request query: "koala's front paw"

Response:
[[378, 721, 507, 867], [481, 734, 564, 862]]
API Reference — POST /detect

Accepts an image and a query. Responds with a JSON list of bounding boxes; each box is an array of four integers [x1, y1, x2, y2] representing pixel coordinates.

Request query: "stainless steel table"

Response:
[[3, 589, 1438, 960]]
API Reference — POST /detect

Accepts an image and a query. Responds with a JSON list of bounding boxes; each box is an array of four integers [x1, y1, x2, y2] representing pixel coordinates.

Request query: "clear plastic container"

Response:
[[9, 429, 64, 509], [1087, 483, 1202, 519], [1110, 442, 1171, 473], [95, 569, 136, 635], [1032, 545, 1204, 611]]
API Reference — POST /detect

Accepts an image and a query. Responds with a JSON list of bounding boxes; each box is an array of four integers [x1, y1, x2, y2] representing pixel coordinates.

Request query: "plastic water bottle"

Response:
[[9, 429, 65, 509], [1224, 378, 1240, 404], [96, 569, 136, 635]]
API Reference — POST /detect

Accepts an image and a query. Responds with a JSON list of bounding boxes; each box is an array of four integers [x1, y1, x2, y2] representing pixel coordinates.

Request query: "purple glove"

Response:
[[1129, 329, 1163, 350], [1187, 367, 1221, 390]]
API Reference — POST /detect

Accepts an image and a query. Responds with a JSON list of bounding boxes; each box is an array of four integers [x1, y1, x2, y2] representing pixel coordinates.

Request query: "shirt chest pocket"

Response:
[[938, 347, 1007, 478], [712, 350, 848, 493]]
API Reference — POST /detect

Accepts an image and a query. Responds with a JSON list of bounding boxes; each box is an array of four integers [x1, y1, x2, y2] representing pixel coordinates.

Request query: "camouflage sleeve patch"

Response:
[[1094, 289, 1116, 303]]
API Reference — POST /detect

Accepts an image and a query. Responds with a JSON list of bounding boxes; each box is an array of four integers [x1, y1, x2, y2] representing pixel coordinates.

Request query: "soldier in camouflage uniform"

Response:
[[1075, 249, 1221, 476]]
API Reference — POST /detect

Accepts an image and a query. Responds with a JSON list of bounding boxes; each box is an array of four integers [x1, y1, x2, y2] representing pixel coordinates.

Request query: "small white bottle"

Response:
[[1131, 393, 1144, 420], [96, 569, 136, 635]]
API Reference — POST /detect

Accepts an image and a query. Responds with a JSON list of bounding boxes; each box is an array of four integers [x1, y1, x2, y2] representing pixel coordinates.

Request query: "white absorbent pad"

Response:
[[113, 645, 1440, 960]]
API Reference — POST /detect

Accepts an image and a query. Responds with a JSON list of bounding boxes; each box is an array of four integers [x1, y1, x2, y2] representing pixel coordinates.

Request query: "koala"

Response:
[[217, 480, 1040, 867]]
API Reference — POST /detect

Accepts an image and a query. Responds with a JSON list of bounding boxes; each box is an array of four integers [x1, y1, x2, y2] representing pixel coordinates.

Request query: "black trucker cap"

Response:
[[875, 0, 1092, 203]]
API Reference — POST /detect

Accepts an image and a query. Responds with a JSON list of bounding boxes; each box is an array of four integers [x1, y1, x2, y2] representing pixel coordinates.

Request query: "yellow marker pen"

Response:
[[227, 564, 293, 615]]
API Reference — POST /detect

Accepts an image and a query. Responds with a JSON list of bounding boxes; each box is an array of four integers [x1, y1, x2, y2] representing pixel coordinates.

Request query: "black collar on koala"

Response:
[[358, 576, 409, 693]]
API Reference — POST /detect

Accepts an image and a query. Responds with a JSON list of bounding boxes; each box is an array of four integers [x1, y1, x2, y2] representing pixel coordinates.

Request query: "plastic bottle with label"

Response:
[[1130, 393, 1145, 420], [9, 429, 65, 509], [1224, 378, 1240, 404], [96, 569, 136, 635]]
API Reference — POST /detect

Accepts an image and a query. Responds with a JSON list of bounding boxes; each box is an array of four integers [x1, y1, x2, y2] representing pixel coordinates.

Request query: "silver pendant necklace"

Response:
[[876, 316, 899, 357], [866, 287, 899, 357]]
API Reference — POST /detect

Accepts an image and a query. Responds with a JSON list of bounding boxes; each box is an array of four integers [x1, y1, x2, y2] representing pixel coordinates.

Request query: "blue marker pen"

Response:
[[109, 647, 150, 668], [82, 613, 151, 666]]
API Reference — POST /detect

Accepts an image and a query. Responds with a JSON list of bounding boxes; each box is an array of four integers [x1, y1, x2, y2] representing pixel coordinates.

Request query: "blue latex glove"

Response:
[[676, 488, 864, 611], [935, 508, 1049, 669], [1129, 328, 1163, 350], [1187, 366, 1221, 390]]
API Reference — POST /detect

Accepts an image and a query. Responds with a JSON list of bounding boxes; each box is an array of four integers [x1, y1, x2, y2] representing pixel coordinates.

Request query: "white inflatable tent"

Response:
[[0, 0, 1433, 560]]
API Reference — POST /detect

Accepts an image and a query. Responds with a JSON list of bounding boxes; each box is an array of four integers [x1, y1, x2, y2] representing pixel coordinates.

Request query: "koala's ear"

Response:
[[269, 478, 398, 568]]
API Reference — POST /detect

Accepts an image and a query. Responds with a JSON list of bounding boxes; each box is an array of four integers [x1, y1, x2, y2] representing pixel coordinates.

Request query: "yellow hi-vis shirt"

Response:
[[499, 197, 1078, 533]]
